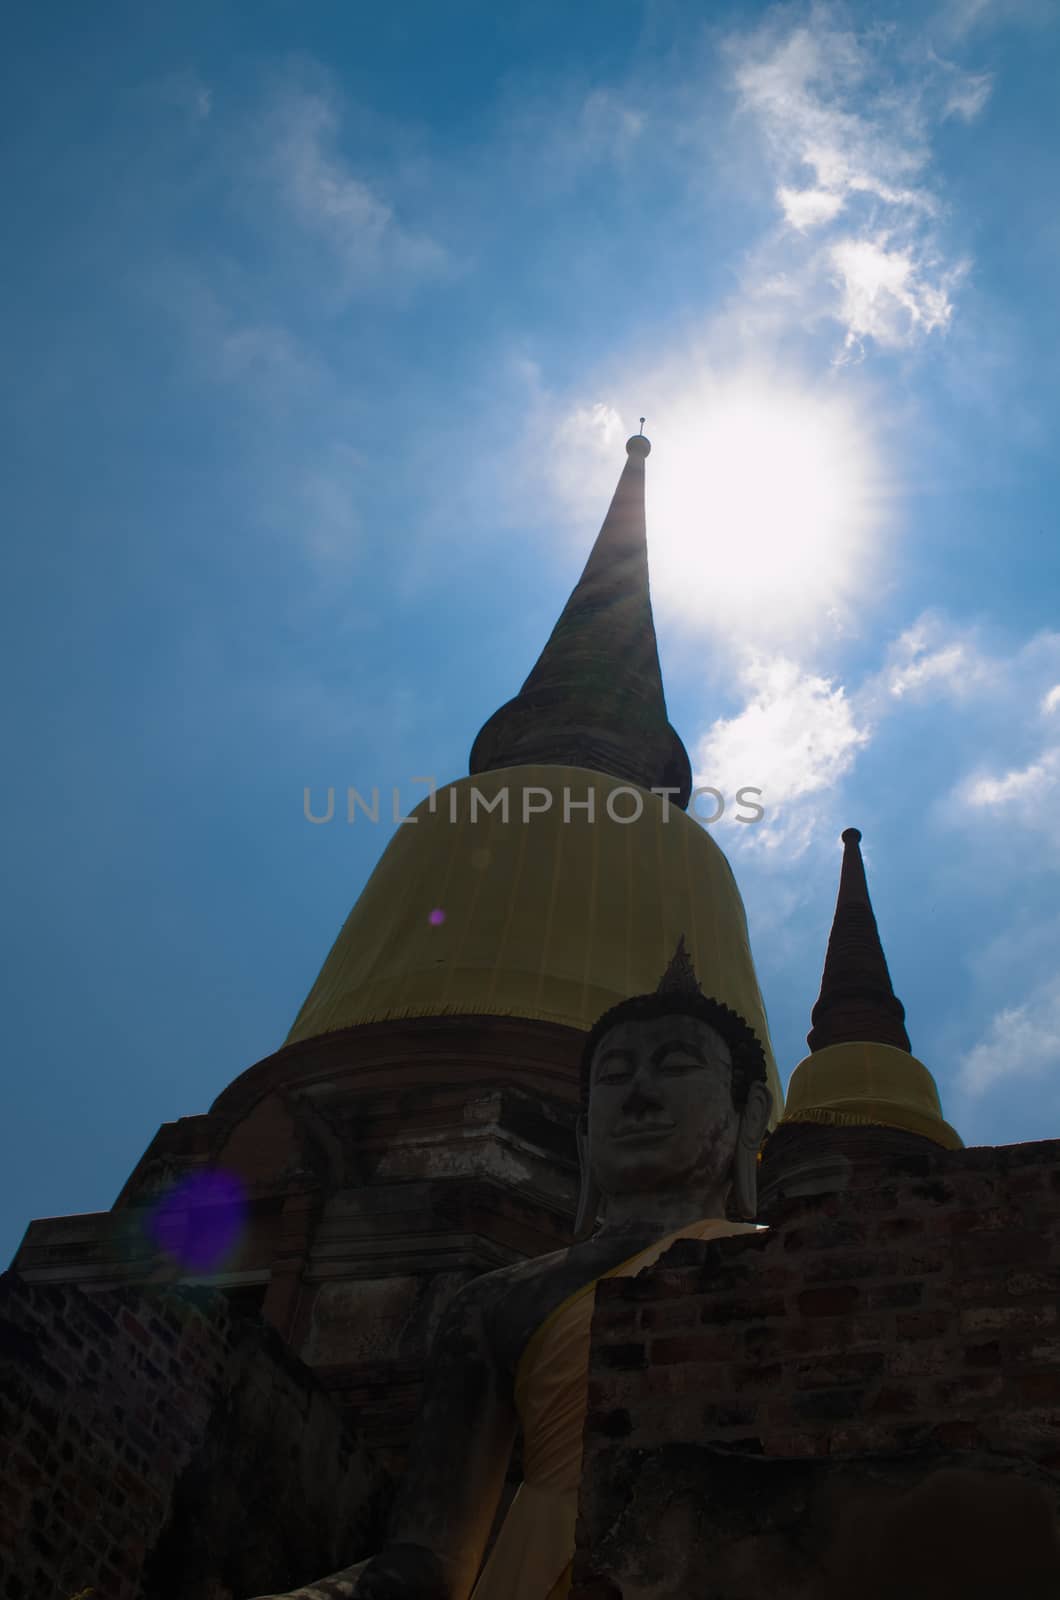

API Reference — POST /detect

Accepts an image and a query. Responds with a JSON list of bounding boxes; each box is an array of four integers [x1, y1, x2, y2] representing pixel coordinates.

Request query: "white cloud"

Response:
[[490, 81, 648, 197], [725, 7, 974, 356], [696, 617, 1060, 867], [145, 267, 325, 402], [941, 0, 1056, 38], [944, 0, 996, 31], [730, 19, 928, 209], [777, 186, 844, 230], [958, 973, 1060, 1095], [154, 70, 212, 125], [919, 626, 1060, 846], [506, 11, 999, 656], [941, 71, 993, 122], [878, 616, 992, 702], [851, 617, 1060, 845], [578, 88, 645, 160], [959, 748, 1060, 817], [695, 654, 869, 857], [830, 235, 965, 352], [290, 444, 364, 570], [514, 374, 635, 535], [257, 79, 448, 296], [566, 401, 627, 454]]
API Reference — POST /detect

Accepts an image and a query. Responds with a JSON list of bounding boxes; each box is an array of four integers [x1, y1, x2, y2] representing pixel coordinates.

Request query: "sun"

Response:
[[645, 369, 887, 645]]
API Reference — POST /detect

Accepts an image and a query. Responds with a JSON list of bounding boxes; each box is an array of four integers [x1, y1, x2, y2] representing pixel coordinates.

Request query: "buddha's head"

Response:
[[575, 937, 773, 1234]]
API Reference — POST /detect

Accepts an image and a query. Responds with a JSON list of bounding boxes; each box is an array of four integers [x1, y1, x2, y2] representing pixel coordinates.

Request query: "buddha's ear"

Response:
[[732, 1080, 772, 1222], [573, 1114, 600, 1240], [738, 1079, 772, 1149]]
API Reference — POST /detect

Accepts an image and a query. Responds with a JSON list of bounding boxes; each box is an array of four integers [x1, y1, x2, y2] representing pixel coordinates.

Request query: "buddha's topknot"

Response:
[[580, 936, 767, 1111]]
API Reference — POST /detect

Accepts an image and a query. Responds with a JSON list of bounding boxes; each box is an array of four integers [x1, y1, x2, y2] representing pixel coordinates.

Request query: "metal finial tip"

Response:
[[841, 827, 862, 846]]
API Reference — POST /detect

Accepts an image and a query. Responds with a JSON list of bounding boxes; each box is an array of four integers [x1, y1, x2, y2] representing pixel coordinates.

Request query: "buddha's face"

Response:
[[586, 1013, 740, 1199]]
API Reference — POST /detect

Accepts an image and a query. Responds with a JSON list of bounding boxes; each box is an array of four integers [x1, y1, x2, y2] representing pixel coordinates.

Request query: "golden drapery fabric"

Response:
[[780, 1041, 962, 1149], [470, 1217, 765, 1600], [286, 768, 782, 1126]]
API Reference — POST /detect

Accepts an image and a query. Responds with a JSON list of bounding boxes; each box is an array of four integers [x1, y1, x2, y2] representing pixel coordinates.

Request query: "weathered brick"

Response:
[[788, 1219, 867, 1252], [756, 1264, 798, 1291], [796, 1285, 861, 1317], [771, 1192, 843, 1227], [884, 1339, 951, 1378], [1006, 1268, 1060, 1297], [865, 1280, 922, 1310], [630, 1268, 699, 1300], [699, 1294, 785, 1324], [845, 1186, 899, 1216], [789, 1351, 884, 1388], [896, 1310, 951, 1340], [587, 1365, 706, 1409], [760, 1429, 830, 1457], [960, 1303, 1057, 1335], [1010, 1372, 1060, 1407], [591, 1302, 640, 1340], [901, 1179, 956, 1207], [803, 1250, 897, 1286], [952, 1273, 1009, 1305], [650, 1333, 732, 1366], [1006, 1170, 1049, 1197], [120, 1309, 151, 1348], [731, 1361, 784, 1392], [783, 1314, 880, 1353], [701, 1401, 759, 1430], [742, 1324, 783, 1363], [790, 1386, 867, 1423], [933, 1373, 1004, 1407], [868, 1385, 919, 1416], [875, 1215, 925, 1240], [0, 1274, 382, 1599], [896, 1246, 950, 1277], [932, 1418, 984, 1450], [636, 1300, 698, 1334], [828, 1420, 925, 1455], [585, 1407, 633, 1438], [954, 1231, 1051, 1268], [593, 1342, 647, 1371], [963, 1341, 1002, 1367], [1007, 1337, 1060, 1368]]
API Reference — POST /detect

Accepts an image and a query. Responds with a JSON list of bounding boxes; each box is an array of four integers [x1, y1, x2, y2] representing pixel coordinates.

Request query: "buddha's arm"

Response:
[[372, 1275, 517, 1598], [248, 1277, 517, 1600]]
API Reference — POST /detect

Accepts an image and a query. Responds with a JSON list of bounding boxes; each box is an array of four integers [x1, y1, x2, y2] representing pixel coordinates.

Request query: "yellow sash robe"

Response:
[[471, 1218, 765, 1600]]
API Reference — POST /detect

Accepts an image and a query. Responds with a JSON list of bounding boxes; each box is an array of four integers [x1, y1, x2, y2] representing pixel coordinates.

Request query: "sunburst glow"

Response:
[[644, 372, 886, 643]]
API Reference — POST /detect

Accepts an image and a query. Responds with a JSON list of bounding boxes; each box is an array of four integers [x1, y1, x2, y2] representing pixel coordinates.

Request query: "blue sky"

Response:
[[3, 0, 1059, 1268]]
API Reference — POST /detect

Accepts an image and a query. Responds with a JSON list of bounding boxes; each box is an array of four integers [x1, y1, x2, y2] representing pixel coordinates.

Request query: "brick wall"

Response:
[[574, 1138, 1060, 1599], [0, 1273, 387, 1600]]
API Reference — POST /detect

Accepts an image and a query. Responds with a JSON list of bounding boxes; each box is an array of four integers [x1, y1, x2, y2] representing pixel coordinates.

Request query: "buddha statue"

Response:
[[250, 938, 773, 1600]]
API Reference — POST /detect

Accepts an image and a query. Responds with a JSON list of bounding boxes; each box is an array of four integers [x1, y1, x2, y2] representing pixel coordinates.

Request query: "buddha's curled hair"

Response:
[[580, 936, 767, 1111]]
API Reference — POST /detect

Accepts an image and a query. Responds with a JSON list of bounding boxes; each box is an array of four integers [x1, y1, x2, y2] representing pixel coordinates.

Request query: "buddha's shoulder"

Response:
[[448, 1244, 574, 1327], [473, 1239, 637, 1380]]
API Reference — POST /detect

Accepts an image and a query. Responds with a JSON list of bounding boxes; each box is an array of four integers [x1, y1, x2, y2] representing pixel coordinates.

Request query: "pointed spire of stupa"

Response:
[[807, 828, 912, 1054], [469, 431, 693, 806]]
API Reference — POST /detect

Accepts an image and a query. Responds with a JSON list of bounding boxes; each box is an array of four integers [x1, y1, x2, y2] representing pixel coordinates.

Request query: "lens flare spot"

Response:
[[428, 907, 446, 926], [148, 1169, 247, 1273]]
